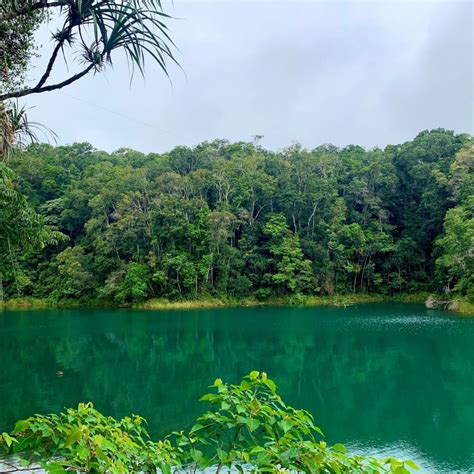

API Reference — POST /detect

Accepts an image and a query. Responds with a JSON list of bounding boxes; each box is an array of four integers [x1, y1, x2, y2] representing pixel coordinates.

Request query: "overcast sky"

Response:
[[22, 0, 473, 153]]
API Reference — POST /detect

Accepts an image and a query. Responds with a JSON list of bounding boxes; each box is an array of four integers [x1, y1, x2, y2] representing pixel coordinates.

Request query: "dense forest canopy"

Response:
[[2, 128, 473, 303]]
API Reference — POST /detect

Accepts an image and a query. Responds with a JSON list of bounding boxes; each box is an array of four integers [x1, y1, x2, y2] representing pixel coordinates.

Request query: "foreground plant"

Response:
[[0, 403, 180, 473], [174, 371, 417, 473], [0, 372, 417, 473]]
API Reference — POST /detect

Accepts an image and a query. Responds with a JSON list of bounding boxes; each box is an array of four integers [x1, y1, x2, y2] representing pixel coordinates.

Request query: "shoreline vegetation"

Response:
[[2, 293, 474, 315], [2, 131, 473, 315], [0, 372, 417, 472]]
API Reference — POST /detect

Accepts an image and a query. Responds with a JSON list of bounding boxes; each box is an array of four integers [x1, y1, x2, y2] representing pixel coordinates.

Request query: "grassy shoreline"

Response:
[[2, 293, 473, 315], [134, 293, 429, 310], [456, 300, 474, 316]]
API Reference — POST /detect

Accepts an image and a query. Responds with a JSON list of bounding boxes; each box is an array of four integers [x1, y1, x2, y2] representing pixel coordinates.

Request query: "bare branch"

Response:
[[0, 63, 96, 100]]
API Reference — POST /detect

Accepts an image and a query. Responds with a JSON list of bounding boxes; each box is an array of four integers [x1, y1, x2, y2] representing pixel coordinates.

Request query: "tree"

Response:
[[1, 102, 56, 160], [2, 130, 472, 303], [263, 214, 314, 295], [0, 0, 177, 101], [0, 1, 178, 303], [0, 162, 64, 297], [50, 246, 96, 298], [386, 129, 470, 287], [0, 1, 45, 93], [435, 204, 474, 296], [435, 145, 474, 298], [101, 262, 151, 303]]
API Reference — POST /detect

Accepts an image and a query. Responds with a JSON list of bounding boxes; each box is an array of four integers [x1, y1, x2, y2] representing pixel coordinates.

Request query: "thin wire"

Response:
[[63, 92, 173, 133]]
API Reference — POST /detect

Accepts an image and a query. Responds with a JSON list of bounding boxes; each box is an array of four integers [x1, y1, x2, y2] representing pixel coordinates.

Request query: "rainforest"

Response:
[[1, 128, 473, 308]]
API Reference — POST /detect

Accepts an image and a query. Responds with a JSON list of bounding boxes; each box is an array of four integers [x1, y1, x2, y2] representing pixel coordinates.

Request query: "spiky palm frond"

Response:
[[0, 101, 57, 161], [0, 161, 66, 249], [1, 1, 179, 100], [75, 0, 178, 75]]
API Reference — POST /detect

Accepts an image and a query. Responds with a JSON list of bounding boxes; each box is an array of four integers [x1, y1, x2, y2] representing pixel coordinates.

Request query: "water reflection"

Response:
[[0, 304, 473, 471]]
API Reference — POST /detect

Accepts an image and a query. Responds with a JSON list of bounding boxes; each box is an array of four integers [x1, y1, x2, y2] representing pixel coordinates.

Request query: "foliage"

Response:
[[102, 262, 151, 303], [1, 101, 56, 161], [175, 372, 417, 473], [0, 0, 177, 100], [435, 202, 474, 298], [2, 129, 473, 303], [0, 0, 45, 93], [0, 402, 180, 473], [0, 162, 65, 296], [263, 214, 314, 294], [48, 246, 96, 298], [0, 373, 417, 473], [434, 145, 474, 299]]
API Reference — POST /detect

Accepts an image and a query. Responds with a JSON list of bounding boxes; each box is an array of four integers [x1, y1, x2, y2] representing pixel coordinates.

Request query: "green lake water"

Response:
[[0, 303, 473, 471]]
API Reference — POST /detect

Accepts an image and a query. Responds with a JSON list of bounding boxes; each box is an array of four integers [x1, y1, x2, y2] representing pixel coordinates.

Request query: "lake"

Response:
[[0, 303, 473, 471]]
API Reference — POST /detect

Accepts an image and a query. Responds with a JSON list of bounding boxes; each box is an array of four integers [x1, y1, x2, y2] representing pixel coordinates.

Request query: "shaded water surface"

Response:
[[0, 304, 473, 471]]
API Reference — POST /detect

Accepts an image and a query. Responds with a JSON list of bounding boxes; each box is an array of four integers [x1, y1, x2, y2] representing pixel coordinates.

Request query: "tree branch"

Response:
[[0, 1, 69, 23], [35, 27, 73, 89], [0, 63, 96, 101]]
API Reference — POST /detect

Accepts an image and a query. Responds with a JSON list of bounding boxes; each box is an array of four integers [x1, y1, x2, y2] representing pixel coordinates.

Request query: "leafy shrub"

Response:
[[0, 372, 417, 473], [0, 403, 179, 473], [255, 287, 272, 300], [174, 372, 418, 473]]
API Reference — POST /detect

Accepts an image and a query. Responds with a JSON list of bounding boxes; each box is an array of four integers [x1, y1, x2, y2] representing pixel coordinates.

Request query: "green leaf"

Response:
[[393, 467, 410, 474], [45, 463, 67, 474], [95, 446, 108, 462], [199, 393, 215, 401], [405, 460, 419, 470], [13, 419, 29, 434], [77, 444, 90, 459], [190, 423, 204, 433], [190, 448, 203, 462], [1, 432, 14, 448], [279, 420, 292, 433], [263, 379, 277, 393], [217, 448, 227, 462], [249, 371, 260, 380], [332, 443, 346, 453], [161, 464, 172, 474], [64, 428, 81, 447], [247, 418, 260, 432]]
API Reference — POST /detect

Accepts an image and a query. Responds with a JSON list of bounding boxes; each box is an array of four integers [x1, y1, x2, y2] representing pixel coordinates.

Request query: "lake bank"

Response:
[[2, 293, 473, 315]]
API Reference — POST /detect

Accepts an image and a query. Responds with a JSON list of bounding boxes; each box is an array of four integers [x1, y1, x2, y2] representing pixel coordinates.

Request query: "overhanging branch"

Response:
[[35, 27, 73, 89], [0, 63, 96, 101]]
